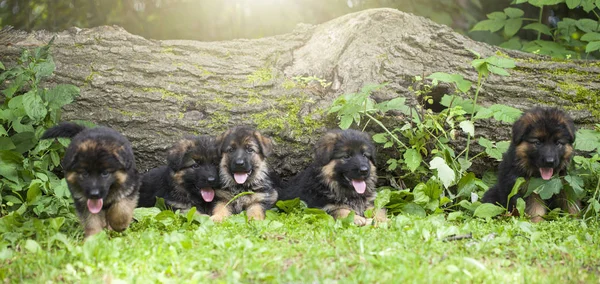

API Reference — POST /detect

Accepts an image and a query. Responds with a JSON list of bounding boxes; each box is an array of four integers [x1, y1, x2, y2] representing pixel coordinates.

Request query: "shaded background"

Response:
[[0, 0, 512, 42]]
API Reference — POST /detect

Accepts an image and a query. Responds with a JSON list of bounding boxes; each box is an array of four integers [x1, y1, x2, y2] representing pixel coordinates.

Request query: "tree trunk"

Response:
[[1, 8, 598, 177]]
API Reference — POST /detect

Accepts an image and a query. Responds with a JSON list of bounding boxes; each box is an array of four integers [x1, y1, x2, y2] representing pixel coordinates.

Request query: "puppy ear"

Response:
[[113, 145, 136, 170], [254, 131, 273, 157], [61, 149, 78, 170], [561, 112, 576, 143], [511, 113, 531, 145], [314, 131, 341, 166], [167, 138, 195, 170], [215, 128, 233, 154]]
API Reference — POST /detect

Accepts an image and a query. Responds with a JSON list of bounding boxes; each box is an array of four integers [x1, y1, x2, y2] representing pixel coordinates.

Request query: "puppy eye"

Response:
[[227, 148, 235, 153], [81, 171, 89, 177], [555, 140, 565, 146], [246, 148, 254, 153], [101, 171, 110, 177], [535, 141, 542, 146], [191, 163, 200, 169], [343, 154, 351, 159]]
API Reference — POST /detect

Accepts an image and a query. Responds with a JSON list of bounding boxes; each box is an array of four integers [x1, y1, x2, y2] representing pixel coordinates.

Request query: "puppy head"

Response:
[[513, 107, 576, 179], [317, 129, 377, 194], [216, 126, 272, 186], [168, 136, 220, 202], [63, 133, 134, 214]]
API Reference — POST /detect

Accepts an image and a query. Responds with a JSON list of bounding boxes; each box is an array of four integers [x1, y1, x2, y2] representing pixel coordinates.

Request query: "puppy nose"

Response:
[[89, 189, 101, 198], [359, 165, 369, 174], [235, 159, 244, 166], [544, 157, 555, 165], [207, 176, 215, 182]]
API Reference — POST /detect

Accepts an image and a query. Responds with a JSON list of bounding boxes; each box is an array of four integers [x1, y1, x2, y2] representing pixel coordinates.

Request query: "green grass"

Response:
[[1, 208, 599, 283]]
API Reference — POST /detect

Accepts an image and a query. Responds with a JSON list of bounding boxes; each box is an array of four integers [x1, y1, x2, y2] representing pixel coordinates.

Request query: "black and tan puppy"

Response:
[[138, 136, 220, 214], [42, 122, 139, 237], [210, 126, 279, 222], [279, 129, 387, 226], [482, 107, 578, 222]]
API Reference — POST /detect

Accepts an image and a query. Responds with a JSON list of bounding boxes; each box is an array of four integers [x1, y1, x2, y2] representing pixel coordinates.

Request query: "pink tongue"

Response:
[[351, 179, 367, 194], [234, 172, 249, 184], [87, 199, 103, 214], [540, 168, 554, 180], [200, 188, 215, 202]]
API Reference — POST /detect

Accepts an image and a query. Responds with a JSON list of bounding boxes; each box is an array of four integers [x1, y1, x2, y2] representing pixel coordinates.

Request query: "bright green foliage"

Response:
[[0, 39, 80, 217], [2, 210, 600, 282], [472, 0, 600, 59], [328, 53, 600, 221]]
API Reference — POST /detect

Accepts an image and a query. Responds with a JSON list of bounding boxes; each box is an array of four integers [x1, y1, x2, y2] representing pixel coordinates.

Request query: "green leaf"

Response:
[[581, 32, 600, 42], [375, 97, 408, 114], [11, 132, 36, 154], [585, 41, 600, 53], [0, 137, 16, 150], [27, 180, 43, 202], [489, 104, 523, 123], [504, 7, 524, 18], [46, 84, 79, 110], [403, 149, 422, 173], [574, 129, 600, 151], [576, 19, 599, 33], [339, 115, 353, 130], [471, 19, 505, 33], [33, 57, 55, 79], [507, 177, 526, 206], [522, 23, 553, 36], [487, 11, 507, 20], [504, 18, 523, 38], [565, 175, 585, 197], [516, 198, 526, 217], [24, 240, 42, 254], [500, 37, 523, 50], [459, 120, 474, 137], [374, 188, 391, 210], [2, 74, 25, 98], [581, 0, 596, 11], [22, 91, 47, 122], [0, 61, 4, 70], [473, 203, 505, 218], [429, 157, 456, 189], [566, 0, 582, 8], [484, 56, 516, 69], [401, 203, 426, 217], [276, 198, 304, 213], [372, 133, 388, 144], [528, 0, 565, 7], [531, 178, 563, 200], [427, 73, 472, 93]]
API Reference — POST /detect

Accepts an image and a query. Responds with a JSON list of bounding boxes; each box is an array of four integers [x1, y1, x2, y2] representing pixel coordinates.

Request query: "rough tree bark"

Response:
[[1, 8, 598, 177]]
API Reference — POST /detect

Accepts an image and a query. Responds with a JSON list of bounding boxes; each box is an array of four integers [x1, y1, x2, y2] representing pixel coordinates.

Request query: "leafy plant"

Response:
[[471, 0, 600, 58], [328, 54, 518, 216], [0, 38, 80, 218]]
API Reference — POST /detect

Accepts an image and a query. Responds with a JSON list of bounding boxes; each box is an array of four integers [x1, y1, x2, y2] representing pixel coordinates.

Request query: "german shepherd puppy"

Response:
[[42, 122, 140, 237], [210, 126, 279, 222], [279, 129, 387, 226], [482, 107, 578, 222], [138, 136, 220, 214]]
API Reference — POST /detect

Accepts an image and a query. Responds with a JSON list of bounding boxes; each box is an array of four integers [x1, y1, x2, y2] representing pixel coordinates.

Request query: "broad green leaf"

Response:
[[11, 132, 36, 154], [401, 203, 426, 217], [585, 41, 600, 53], [427, 73, 472, 93], [0, 61, 4, 70], [339, 115, 353, 130], [0, 137, 16, 150], [374, 188, 391, 209], [459, 120, 474, 137], [22, 91, 47, 122], [2, 74, 25, 98], [522, 23, 553, 36], [487, 11, 507, 20], [581, 0, 596, 11], [403, 148, 422, 173], [581, 32, 600, 42], [574, 129, 600, 151], [473, 203, 505, 218], [533, 178, 563, 200], [372, 133, 388, 144], [489, 104, 522, 123], [487, 65, 510, 76], [376, 97, 408, 114], [566, 0, 582, 8], [528, 0, 565, 7], [33, 57, 55, 79], [24, 240, 41, 254], [471, 19, 505, 33], [504, 18, 523, 38], [504, 7, 524, 18], [276, 198, 304, 213], [484, 56, 516, 69], [564, 175, 585, 197], [46, 84, 79, 110], [429, 157, 456, 189], [500, 37, 523, 50], [507, 177, 526, 205], [26, 180, 43, 202], [576, 18, 599, 33]]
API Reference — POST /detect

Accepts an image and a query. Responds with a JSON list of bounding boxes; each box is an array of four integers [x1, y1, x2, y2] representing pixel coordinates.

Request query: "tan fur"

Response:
[[246, 203, 265, 220], [526, 193, 547, 223], [83, 212, 106, 237], [114, 170, 128, 185], [106, 197, 137, 232], [78, 140, 97, 152], [210, 201, 232, 222], [515, 143, 532, 175], [324, 205, 369, 226], [66, 171, 77, 184]]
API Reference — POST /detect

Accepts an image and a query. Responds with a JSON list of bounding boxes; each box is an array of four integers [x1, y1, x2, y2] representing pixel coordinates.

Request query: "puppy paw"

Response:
[[353, 215, 368, 226]]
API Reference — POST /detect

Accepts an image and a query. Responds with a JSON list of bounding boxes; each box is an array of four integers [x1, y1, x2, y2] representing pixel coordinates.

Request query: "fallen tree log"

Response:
[[1, 8, 598, 177]]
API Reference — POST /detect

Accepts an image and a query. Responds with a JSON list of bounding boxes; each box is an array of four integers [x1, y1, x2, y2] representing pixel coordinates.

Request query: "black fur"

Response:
[[42, 122, 140, 237], [279, 129, 385, 225], [481, 107, 577, 218], [138, 136, 220, 214]]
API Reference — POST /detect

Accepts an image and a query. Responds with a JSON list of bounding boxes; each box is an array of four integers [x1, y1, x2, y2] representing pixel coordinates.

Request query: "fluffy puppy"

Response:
[[138, 136, 220, 214], [210, 126, 279, 222], [279, 129, 387, 226], [482, 107, 578, 222], [42, 122, 139, 237]]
